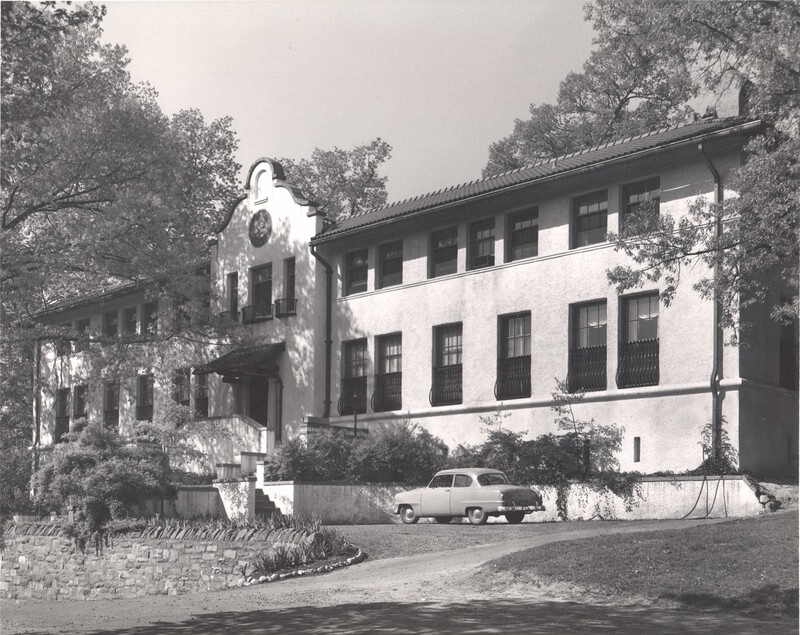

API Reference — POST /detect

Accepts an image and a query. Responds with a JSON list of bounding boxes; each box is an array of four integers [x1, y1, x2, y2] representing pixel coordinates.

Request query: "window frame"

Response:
[[123, 306, 138, 336], [469, 218, 495, 270], [430, 226, 458, 278], [621, 177, 661, 233], [142, 301, 158, 335], [73, 384, 88, 419], [572, 190, 608, 249], [283, 257, 296, 301], [345, 249, 369, 296], [622, 292, 659, 343], [103, 309, 119, 339], [251, 263, 273, 313], [136, 374, 154, 421], [506, 206, 539, 262], [172, 368, 191, 407], [103, 381, 120, 428], [378, 241, 403, 289], [228, 272, 239, 315]]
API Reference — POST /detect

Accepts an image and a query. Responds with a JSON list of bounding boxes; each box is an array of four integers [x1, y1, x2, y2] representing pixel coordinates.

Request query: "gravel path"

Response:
[[3, 517, 797, 635]]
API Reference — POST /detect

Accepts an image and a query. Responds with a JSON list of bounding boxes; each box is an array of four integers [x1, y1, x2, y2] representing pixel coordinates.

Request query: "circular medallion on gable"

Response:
[[248, 209, 272, 247]]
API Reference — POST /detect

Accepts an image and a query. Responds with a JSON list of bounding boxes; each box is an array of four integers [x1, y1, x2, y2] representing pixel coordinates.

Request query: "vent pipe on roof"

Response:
[[698, 141, 724, 464]]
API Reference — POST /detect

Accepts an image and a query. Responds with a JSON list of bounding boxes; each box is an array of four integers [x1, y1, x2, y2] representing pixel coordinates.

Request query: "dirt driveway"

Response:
[[3, 517, 797, 635]]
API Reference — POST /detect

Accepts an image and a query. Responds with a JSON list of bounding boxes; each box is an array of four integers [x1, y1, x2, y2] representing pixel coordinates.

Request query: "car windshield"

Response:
[[477, 473, 508, 486]]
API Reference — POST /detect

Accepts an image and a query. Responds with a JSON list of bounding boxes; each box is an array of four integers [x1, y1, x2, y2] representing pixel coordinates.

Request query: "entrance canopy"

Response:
[[194, 342, 285, 382]]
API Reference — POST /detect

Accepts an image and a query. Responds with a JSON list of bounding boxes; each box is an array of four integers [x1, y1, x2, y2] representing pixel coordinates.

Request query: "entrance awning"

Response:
[[194, 342, 285, 380]]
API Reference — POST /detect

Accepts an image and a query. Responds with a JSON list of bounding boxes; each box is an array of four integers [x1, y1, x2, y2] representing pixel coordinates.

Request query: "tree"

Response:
[[277, 138, 392, 223], [1, 2, 241, 510], [485, 0, 799, 330]]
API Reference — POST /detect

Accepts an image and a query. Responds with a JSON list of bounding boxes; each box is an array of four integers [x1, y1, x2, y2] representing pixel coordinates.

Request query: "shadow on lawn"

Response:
[[33, 599, 798, 635], [666, 583, 799, 616]]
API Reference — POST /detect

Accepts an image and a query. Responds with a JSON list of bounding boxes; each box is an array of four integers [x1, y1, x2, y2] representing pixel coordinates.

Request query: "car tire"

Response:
[[400, 506, 419, 524], [505, 512, 525, 524], [433, 516, 452, 524], [467, 507, 488, 525]]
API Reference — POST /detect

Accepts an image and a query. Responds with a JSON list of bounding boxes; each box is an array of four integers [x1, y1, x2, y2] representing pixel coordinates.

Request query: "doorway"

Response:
[[248, 377, 269, 426]]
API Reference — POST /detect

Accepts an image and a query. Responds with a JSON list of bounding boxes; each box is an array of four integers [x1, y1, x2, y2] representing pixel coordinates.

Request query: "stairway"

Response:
[[255, 490, 278, 518]]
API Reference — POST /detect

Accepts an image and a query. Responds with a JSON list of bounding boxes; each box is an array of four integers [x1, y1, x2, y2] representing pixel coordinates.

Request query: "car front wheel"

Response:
[[505, 512, 525, 524], [400, 506, 419, 524], [467, 507, 488, 525]]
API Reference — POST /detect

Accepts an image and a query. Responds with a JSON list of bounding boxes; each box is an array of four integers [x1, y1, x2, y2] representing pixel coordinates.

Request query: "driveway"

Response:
[[3, 517, 797, 634]]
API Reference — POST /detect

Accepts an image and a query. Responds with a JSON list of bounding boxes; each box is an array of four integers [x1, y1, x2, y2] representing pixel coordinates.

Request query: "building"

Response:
[[35, 116, 798, 478]]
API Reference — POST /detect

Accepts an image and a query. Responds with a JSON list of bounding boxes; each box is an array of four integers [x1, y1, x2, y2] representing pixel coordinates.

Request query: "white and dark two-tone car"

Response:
[[393, 468, 545, 525]]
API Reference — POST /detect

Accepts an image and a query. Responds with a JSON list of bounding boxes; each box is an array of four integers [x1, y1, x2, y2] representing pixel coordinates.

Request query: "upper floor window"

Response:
[[338, 339, 367, 415], [617, 293, 660, 388], [136, 374, 154, 421], [573, 190, 608, 248], [431, 323, 462, 406], [568, 301, 607, 392], [496, 313, 531, 400], [469, 218, 495, 269], [73, 384, 88, 420], [373, 333, 402, 412], [345, 250, 368, 295], [123, 306, 138, 336], [242, 264, 273, 323], [103, 310, 118, 339], [622, 177, 660, 232], [103, 382, 119, 429], [55, 388, 70, 443], [430, 226, 458, 278], [194, 372, 209, 418], [378, 241, 403, 289], [142, 301, 158, 335], [283, 258, 296, 301], [173, 368, 191, 407], [779, 298, 798, 390], [75, 317, 91, 353], [227, 272, 239, 318], [507, 207, 538, 262], [56, 322, 72, 356]]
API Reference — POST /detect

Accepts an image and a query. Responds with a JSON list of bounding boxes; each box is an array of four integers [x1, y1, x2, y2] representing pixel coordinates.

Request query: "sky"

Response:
[[101, 1, 596, 204]]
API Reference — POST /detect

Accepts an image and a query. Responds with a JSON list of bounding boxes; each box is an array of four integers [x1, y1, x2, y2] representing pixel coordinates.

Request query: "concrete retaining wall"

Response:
[[262, 476, 764, 524], [1, 523, 315, 601]]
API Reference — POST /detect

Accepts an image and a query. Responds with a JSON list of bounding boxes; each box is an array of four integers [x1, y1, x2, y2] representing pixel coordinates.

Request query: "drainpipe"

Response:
[[31, 337, 42, 497], [309, 244, 333, 418], [698, 141, 724, 463]]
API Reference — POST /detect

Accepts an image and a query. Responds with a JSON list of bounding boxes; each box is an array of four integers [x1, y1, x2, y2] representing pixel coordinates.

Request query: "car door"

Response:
[[448, 473, 474, 515], [420, 474, 453, 515]]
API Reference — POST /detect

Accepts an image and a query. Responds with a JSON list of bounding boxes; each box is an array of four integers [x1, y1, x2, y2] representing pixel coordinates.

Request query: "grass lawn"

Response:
[[484, 510, 798, 616]]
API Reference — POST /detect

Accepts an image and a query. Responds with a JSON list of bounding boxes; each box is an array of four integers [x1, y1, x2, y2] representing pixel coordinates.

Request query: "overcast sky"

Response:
[[101, 1, 596, 204]]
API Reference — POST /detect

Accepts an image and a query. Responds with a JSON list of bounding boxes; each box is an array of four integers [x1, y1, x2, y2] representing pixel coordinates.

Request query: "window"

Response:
[[73, 384, 88, 420], [56, 322, 72, 356], [453, 474, 473, 487], [345, 250, 368, 295], [431, 323, 462, 406], [243, 264, 273, 322], [378, 241, 403, 288], [104, 382, 119, 429], [617, 293, 659, 388], [226, 272, 239, 320], [142, 301, 158, 335], [429, 474, 453, 488], [55, 388, 70, 443], [194, 372, 209, 418], [568, 301, 607, 392], [123, 306, 138, 336], [373, 334, 402, 412], [103, 310, 118, 339], [430, 226, 458, 278], [469, 218, 495, 269], [173, 368, 191, 407], [633, 437, 641, 463], [507, 207, 538, 261], [136, 374, 154, 421], [622, 177, 660, 232], [495, 313, 531, 400], [276, 259, 297, 317], [573, 190, 608, 248], [779, 300, 798, 390], [75, 318, 91, 353], [338, 339, 367, 415]]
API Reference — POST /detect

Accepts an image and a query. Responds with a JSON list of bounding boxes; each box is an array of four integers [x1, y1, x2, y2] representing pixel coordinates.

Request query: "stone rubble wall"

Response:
[[0, 523, 315, 601]]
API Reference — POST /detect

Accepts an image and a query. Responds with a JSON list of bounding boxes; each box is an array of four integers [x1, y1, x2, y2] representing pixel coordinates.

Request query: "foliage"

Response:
[[31, 421, 171, 532], [263, 423, 448, 484], [278, 138, 392, 223], [688, 417, 740, 475], [485, 0, 800, 330]]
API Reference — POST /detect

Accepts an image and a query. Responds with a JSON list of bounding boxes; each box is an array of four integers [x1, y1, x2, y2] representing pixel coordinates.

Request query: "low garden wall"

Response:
[[1, 522, 315, 601], [261, 475, 765, 524]]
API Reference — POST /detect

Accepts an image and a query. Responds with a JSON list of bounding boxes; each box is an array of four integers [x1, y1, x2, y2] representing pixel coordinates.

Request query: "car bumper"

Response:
[[497, 504, 546, 513]]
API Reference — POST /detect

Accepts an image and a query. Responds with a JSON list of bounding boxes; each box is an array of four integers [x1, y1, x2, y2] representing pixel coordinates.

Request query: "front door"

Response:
[[248, 377, 269, 426], [420, 474, 453, 515]]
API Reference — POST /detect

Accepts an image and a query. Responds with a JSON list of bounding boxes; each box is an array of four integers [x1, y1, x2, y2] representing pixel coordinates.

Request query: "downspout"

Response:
[[698, 141, 724, 463], [309, 244, 333, 418], [32, 337, 42, 496]]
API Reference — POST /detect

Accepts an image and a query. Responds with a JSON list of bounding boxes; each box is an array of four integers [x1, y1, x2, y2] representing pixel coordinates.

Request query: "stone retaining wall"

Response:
[[1, 523, 315, 601]]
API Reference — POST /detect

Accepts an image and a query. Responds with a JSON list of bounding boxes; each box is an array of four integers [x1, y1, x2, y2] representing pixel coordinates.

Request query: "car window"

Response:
[[428, 474, 454, 488], [477, 473, 509, 486], [453, 474, 472, 487]]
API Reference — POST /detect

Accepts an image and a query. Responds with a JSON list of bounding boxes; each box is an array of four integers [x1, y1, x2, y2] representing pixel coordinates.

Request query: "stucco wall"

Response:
[[738, 381, 798, 477]]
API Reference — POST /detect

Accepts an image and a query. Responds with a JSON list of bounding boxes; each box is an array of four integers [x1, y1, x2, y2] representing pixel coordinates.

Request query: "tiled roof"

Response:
[[312, 117, 762, 242]]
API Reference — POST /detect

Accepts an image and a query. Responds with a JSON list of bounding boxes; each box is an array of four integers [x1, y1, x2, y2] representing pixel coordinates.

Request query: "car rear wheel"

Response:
[[467, 507, 488, 525], [400, 506, 419, 524], [434, 516, 452, 524], [505, 512, 525, 524]]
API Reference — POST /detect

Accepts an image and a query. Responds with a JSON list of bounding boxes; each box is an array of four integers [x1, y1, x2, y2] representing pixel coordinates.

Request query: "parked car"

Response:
[[393, 468, 545, 525]]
